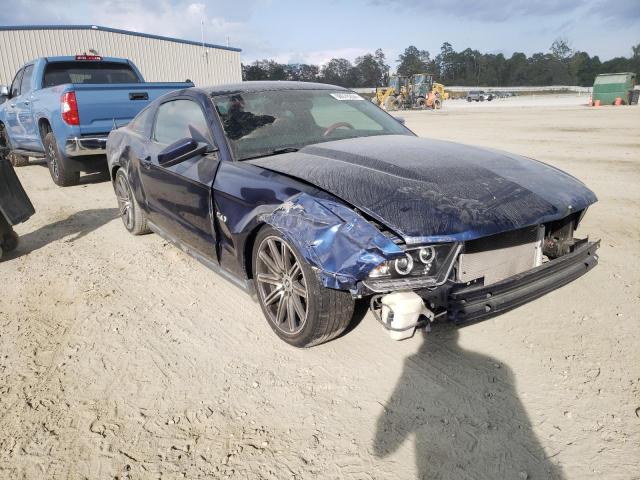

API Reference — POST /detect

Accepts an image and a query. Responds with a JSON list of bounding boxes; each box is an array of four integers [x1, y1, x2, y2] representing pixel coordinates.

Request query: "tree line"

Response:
[[242, 40, 640, 88]]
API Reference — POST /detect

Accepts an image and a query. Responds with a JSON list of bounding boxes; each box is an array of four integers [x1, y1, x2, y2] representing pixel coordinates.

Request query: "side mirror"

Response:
[[157, 137, 214, 167], [395, 117, 406, 125], [0, 85, 8, 98]]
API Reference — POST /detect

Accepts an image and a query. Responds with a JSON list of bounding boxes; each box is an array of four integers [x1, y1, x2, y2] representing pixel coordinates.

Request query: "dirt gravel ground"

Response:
[[1, 98, 639, 479]]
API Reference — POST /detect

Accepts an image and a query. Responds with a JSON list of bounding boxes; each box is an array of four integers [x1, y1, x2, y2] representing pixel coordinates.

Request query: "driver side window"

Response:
[[153, 99, 209, 146], [9, 69, 24, 98]]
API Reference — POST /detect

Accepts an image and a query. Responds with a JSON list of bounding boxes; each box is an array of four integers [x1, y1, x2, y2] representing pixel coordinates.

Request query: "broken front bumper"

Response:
[[448, 240, 600, 324]]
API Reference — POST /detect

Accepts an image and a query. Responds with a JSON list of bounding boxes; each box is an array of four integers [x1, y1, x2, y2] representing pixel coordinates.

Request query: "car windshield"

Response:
[[211, 89, 411, 161]]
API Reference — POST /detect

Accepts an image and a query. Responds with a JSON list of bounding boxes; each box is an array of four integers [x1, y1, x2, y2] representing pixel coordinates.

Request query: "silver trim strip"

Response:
[[64, 136, 108, 156]]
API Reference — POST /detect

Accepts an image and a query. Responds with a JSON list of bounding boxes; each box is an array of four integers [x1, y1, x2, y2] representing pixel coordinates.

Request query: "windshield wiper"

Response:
[[241, 147, 299, 161]]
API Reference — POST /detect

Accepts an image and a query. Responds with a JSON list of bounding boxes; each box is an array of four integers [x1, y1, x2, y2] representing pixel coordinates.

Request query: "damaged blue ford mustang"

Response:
[[106, 81, 599, 347]]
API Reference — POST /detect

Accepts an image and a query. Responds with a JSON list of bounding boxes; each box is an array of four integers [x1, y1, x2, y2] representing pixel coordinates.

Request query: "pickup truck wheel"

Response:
[[253, 227, 355, 348], [44, 132, 79, 187], [9, 152, 29, 167], [114, 169, 150, 235]]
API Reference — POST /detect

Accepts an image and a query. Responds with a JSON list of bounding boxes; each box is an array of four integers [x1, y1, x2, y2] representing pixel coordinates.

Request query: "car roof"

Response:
[[203, 81, 348, 97]]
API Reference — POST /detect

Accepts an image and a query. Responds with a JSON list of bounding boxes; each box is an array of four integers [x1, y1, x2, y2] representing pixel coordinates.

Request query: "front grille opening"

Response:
[[457, 225, 544, 286]]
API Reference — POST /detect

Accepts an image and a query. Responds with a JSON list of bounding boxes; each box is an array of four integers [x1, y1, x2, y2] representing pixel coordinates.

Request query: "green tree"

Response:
[[285, 64, 319, 82], [242, 60, 286, 80], [505, 52, 528, 85], [354, 51, 389, 87], [436, 42, 455, 82], [550, 38, 573, 62], [320, 58, 357, 87], [397, 46, 431, 76], [374, 48, 390, 85]]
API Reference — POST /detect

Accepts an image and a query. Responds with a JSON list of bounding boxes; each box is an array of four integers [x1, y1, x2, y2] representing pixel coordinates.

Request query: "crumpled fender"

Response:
[[261, 193, 404, 290]]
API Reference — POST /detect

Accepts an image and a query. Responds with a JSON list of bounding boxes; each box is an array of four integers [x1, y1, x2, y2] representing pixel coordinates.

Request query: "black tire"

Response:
[[9, 152, 29, 167], [415, 97, 426, 108], [467, 97, 472, 102], [114, 168, 150, 235], [252, 226, 355, 348], [0, 124, 12, 162], [1, 229, 19, 253], [384, 96, 399, 111], [44, 132, 79, 186]]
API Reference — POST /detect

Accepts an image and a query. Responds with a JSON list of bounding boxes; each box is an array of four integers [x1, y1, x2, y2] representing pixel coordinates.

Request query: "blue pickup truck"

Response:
[[0, 55, 192, 186]]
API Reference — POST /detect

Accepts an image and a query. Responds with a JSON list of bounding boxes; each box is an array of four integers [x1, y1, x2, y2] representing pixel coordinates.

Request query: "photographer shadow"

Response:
[[373, 325, 564, 479]]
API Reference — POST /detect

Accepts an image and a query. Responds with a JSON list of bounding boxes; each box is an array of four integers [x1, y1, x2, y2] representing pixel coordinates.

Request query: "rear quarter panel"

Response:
[[106, 125, 153, 213]]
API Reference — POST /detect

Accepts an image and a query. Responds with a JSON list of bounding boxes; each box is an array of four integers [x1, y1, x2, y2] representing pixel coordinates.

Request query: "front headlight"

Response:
[[369, 243, 456, 279], [364, 242, 461, 292]]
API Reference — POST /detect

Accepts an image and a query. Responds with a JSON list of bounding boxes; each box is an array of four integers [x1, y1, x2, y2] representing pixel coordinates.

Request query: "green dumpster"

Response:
[[592, 72, 637, 105]]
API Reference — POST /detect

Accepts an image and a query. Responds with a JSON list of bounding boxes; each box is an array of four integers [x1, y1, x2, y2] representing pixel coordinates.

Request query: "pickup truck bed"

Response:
[[74, 82, 192, 135], [0, 55, 193, 186]]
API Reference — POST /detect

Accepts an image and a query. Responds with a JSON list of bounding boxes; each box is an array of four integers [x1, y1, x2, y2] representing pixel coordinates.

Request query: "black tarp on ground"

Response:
[[0, 158, 35, 225]]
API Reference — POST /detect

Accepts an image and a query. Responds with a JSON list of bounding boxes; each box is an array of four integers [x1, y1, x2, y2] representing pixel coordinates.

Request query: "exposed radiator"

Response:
[[457, 225, 544, 285]]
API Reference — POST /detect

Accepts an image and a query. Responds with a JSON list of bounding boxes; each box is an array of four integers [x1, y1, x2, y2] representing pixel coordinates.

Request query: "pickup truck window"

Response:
[[153, 100, 209, 145], [10, 69, 23, 98], [20, 65, 34, 95], [42, 62, 141, 88]]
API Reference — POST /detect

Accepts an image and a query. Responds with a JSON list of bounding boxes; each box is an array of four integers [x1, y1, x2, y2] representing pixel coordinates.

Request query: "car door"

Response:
[[5, 69, 23, 146], [15, 64, 37, 148], [140, 96, 220, 260]]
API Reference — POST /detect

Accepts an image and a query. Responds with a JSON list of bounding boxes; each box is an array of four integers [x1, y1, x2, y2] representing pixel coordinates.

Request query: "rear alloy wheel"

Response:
[[44, 132, 79, 186], [114, 169, 150, 235], [253, 227, 354, 347]]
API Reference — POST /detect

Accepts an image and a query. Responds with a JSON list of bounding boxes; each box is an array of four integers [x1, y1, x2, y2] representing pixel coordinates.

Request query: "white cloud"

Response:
[[0, 0, 259, 49], [249, 47, 372, 65]]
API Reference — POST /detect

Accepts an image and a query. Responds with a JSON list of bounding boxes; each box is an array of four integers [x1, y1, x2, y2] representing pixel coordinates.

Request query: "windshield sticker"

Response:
[[330, 93, 364, 101]]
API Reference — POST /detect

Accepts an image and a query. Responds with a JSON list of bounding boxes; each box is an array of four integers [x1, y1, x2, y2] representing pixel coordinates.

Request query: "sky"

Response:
[[1, 0, 639, 68]]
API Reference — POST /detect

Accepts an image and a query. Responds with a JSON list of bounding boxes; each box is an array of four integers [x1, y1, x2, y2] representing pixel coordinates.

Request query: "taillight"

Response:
[[61, 91, 79, 125]]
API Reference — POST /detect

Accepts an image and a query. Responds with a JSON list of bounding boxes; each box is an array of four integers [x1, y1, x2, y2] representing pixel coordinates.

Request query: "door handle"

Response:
[[23, 100, 30, 106], [9, 104, 15, 108], [140, 156, 152, 170]]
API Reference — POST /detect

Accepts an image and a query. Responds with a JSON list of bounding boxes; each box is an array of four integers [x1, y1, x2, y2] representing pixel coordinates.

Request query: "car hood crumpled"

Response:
[[248, 135, 597, 244]]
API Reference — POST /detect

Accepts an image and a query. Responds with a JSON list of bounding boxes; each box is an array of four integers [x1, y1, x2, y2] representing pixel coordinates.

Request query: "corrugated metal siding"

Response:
[[0, 28, 242, 87]]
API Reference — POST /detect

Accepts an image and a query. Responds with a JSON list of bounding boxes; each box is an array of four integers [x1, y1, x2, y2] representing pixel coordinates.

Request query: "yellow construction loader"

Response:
[[374, 73, 448, 110]]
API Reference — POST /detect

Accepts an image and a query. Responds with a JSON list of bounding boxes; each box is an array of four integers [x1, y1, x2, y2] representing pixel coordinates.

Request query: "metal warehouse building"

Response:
[[0, 25, 242, 87]]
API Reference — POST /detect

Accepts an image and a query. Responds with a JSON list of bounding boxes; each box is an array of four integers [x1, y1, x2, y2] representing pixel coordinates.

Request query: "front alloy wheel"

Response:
[[252, 227, 355, 347], [256, 235, 308, 335]]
